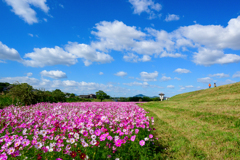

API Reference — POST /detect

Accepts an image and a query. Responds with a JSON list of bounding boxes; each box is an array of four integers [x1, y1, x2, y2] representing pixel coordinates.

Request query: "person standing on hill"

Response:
[[209, 83, 211, 88], [214, 83, 216, 87]]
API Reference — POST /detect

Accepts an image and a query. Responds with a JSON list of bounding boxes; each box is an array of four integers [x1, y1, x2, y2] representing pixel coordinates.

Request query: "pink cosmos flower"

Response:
[[139, 140, 145, 146], [149, 134, 153, 138], [135, 129, 139, 134], [107, 135, 113, 140], [31, 139, 37, 145], [95, 129, 101, 136], [115, 139, 122, 147], [130, 135, 136, 141], [100, 134, 106, 141], [7, 147, 15, 155]]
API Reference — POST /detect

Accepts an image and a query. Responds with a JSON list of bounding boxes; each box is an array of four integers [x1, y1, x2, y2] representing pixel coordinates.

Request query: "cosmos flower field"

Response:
[[0, 102, 159, 160]]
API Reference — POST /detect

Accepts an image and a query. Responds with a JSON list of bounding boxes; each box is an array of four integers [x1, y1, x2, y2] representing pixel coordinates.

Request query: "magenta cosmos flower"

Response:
[[130, 135, 136, 141], [139, 140, 145, 146], [149, 134, 153, 138], [115, 139, 122, 147]]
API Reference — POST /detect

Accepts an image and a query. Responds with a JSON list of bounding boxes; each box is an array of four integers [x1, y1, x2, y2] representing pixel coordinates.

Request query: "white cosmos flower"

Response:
[[49, 147, 53, 152], [144, 137, 149, 141], [91, 135, 96, 139], [35, 142, 43, 149], [70, 138, 75, 144]]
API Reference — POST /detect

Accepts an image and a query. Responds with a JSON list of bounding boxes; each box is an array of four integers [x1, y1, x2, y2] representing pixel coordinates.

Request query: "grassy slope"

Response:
[[139, 82, 240, 160]]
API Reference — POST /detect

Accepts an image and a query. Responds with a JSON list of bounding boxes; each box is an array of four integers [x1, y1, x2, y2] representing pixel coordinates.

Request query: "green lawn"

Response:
[[138, 82, 240, 160]]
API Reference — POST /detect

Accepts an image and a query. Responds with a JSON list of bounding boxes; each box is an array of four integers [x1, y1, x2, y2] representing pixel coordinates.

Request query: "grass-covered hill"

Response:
[[140, 81, 240, 160]]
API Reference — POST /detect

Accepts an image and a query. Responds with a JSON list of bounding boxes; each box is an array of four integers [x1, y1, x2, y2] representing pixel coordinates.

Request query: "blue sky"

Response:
[[1, 0, 240, 97]]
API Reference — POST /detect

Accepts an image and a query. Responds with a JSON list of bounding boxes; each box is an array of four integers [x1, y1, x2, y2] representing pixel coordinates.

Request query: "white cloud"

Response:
[[197, 77, 212, 83], [123, 53, 139, 62], [160, 51, 186, 58], [167, 85, 174, 88], [22, 42, 114, 67], [174, 68, 191, 74], [123, 81, 149, 86], [165, 14, 180, 22], [141, 55, 151, 61], [91, 20, 146, 51], [65, 42, 114, 66], [209, 73, 229, 78], [179, 87, 186, 90], [28, 33, 33, 37], [27, 72, 33, 77], [174, 77, 181, 80], [193, 48, 240, 66], [4, 0, 49, 24], [123, 53, 151, 62], [140, 71, 158, 81], [99, 72, 104, 75], [43, 18, 47, 22], [178, 16, 240, 50], [128, 0, 162, 18], [59, 4, 64, 8], [129, 76, 135, 79], [160, 75, 171, 81], [232, 71, 240, 78], [185, 85, 194, 88], [218, 79, 236, 86], [0, 41, 22, 62], [0, 76, 134, 96], [40, 70, 67, 79], [114, 71, 127, 77], [23, 46, 78, 67]]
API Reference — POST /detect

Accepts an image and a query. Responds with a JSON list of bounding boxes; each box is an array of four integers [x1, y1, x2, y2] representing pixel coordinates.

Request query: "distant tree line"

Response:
[[0, 82, 160, 109], [0, 82, 91, 109]]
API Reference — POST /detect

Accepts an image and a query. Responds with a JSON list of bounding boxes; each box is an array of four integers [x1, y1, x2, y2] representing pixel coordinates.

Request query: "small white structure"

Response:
[[159, 93, 165, 101]]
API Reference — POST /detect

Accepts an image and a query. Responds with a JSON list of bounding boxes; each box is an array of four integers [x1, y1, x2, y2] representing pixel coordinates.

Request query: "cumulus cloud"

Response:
[[165, 14, 180, 22], [209, 73, 229, 78], [174, 77, 181, 80], [114, 71, 127, 77], [197, 77, 212, 83], [23, 46, 78, 67], [3, 0, 49, 24], [167, 85, 174, 88], [65, 42, 114, 66], [0, 41, 22, 62], [174, 68, 191, 74], [139, 71, 158, 81], [128, 0, 162, 19], [193, 48, 240, 66], [160, 75, 171, 81], [40, 70, 67, 79], [185, 85, 194, 88], [123, 53, 151, 62], [22, 42, 114, 67], [217, 79, 236, 86], [27, 72, 33, 77], [91, 20, 146, 51], [160, 51, 186, 58], [99, 72, 104, 75], [232, 71, 240, 78], [123, 81, 149, 86], [178, 16, 240, 50]]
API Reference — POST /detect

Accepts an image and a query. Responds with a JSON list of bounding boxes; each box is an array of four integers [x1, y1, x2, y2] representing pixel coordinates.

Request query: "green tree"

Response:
[[69, 93, 75, 98], [52, 89, 66, 102], [8, 82, 35, 106], [96, 90, 110, 102]]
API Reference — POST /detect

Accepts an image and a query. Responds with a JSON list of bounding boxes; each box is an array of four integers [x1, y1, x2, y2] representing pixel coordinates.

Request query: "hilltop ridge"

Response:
[[170, 81, 240, 102]]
